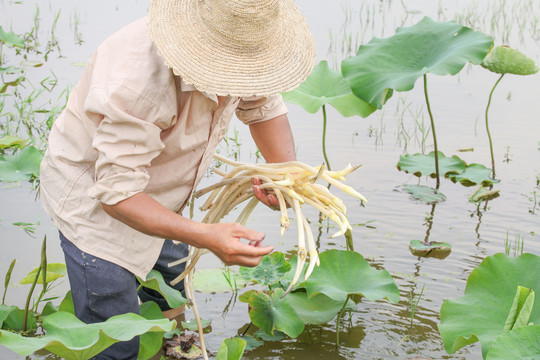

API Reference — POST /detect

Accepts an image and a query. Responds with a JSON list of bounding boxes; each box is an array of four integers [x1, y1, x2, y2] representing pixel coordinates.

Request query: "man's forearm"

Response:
[[101, 192, 273, 267], [249, 114, 296, 163]]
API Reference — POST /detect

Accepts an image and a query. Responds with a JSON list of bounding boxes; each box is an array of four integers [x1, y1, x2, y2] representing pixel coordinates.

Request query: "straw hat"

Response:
[[148, 0, 316, 97]]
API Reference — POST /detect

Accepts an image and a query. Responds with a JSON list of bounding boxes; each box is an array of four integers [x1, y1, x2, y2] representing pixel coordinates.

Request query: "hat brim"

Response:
[[148, 0, 316, 97]]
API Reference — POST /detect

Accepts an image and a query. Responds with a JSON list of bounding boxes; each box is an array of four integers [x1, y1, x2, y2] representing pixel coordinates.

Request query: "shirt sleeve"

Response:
[[235, 93, 288, 125], [85, 83, 173, 205]]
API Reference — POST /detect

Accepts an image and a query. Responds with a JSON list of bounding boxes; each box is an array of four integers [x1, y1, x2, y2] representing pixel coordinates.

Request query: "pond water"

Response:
[[1, 0, 539, 359]]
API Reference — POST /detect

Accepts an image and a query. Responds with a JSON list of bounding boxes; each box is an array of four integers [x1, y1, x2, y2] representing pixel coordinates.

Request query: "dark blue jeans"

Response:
[[59, 232, 188, 360]]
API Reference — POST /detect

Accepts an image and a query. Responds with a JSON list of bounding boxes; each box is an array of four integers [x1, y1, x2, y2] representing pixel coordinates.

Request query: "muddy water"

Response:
[[1, 0, 539, 359]]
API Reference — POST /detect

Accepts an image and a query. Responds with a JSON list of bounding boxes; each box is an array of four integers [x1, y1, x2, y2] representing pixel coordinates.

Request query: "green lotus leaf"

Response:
[[448, 163, 499, 187], [409, 240, 452, 259], [402, 184, 446, 204], [342, 16, 493, 108], [0, 311, 175, 359], [0, 135, 26, 149], [39, 302, 60, 321], [0, 26, 24, 48], [482, 45, 539, 75], [253, 329, 286, 342], [0, 307, 37, 332], [59, 291, 75, 314], [0, 146, 42, 182], [282, 60, 376, 117], [20, 263, 67, 284], [286, 290, 356, 325], [192, 268, 248, 293], [305, 250, 399, 303], [181, 318, 211, 332], [239, 252, 291, 287], [0, 305, 19, 329], [233, 335, 263, 351], [136, 269, 187, 309], [503, 286, 534, 333], [138, 301, 168, 360], [486, 325, 540, 359], [397, 152, 466, 178], [469, 187, 500, 203], [216, 337, 247, 360], [439, 253, 540, 358], [248, 288, 304, 338]]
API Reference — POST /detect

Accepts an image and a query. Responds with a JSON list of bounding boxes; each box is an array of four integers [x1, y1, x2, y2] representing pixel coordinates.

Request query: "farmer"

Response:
[[39, 0, 315, 358]]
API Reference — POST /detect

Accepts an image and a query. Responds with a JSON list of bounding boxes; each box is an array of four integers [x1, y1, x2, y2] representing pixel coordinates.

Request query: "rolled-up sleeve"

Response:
[[235, 94, 288, 125], [86, 84, 169, 205]]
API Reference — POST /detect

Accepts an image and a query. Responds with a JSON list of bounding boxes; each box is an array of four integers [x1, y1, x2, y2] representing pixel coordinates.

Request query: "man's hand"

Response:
[[252, 177, 280, 210], [204, 222, 273, 267]]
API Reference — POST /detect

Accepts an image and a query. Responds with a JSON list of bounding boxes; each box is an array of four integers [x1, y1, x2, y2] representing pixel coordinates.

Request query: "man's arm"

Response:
[[101, 192, 273, 267], [249, 114, 295, 163], [249, 114, 296, 207]]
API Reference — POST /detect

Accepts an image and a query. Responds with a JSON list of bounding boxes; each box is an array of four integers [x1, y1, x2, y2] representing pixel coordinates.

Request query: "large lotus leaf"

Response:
[[439, 253, 540, 358], [216, 337, 247, 360], [305, 250, 399, 303], [193, 268, 248, 293], [485, 325, 540, 359], [137, 270, 187, 309], [0, 146, 42, 182], [20, 263, 67, 284], [342, 16, 493, 108], [448, 163, 499, 187], [482, 45, 539, 75], [0, 26, 24, 48], [397, 152, 466, 178], [239, 252, 291, 287], [138, 301, 168, 360], [248, 288, 304, 338], [402, 184, 446, 204], [282, 60, 376, 117], [0, 311, 175, 359], [286, 290, 356, 325]]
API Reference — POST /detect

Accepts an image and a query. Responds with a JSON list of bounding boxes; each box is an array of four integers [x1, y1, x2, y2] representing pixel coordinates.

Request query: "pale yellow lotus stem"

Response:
[[302, 215, 319, 280], [273, 176, 295, 187], [193, 177, 247, 199], [281, 197, 306, 298], [184, 270, 208, 360], [258, 182, 305, 204], [273, 188, 289, 236], [212, 167, 227, 177], [309, 163, 326, 183], [320, 174, 368, 203], [213, 153, 242, 166], [236, 197, 259, 226], [325, 164, 362, 180]]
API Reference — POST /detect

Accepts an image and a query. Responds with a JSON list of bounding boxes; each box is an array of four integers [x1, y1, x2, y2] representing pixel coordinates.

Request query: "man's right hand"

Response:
[[203, 223, 274, 267]]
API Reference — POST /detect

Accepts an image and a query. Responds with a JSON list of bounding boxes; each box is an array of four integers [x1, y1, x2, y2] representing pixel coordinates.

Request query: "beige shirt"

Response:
[[40, 17, 288, 279]]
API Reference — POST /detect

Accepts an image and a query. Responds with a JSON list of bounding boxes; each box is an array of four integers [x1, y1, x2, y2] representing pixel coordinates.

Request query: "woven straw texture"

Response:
[[148, 0, 316, 96]]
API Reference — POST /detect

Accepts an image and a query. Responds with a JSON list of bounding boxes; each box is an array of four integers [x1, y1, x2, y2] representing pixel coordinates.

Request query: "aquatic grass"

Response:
[[409, 283, 425, 326]]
